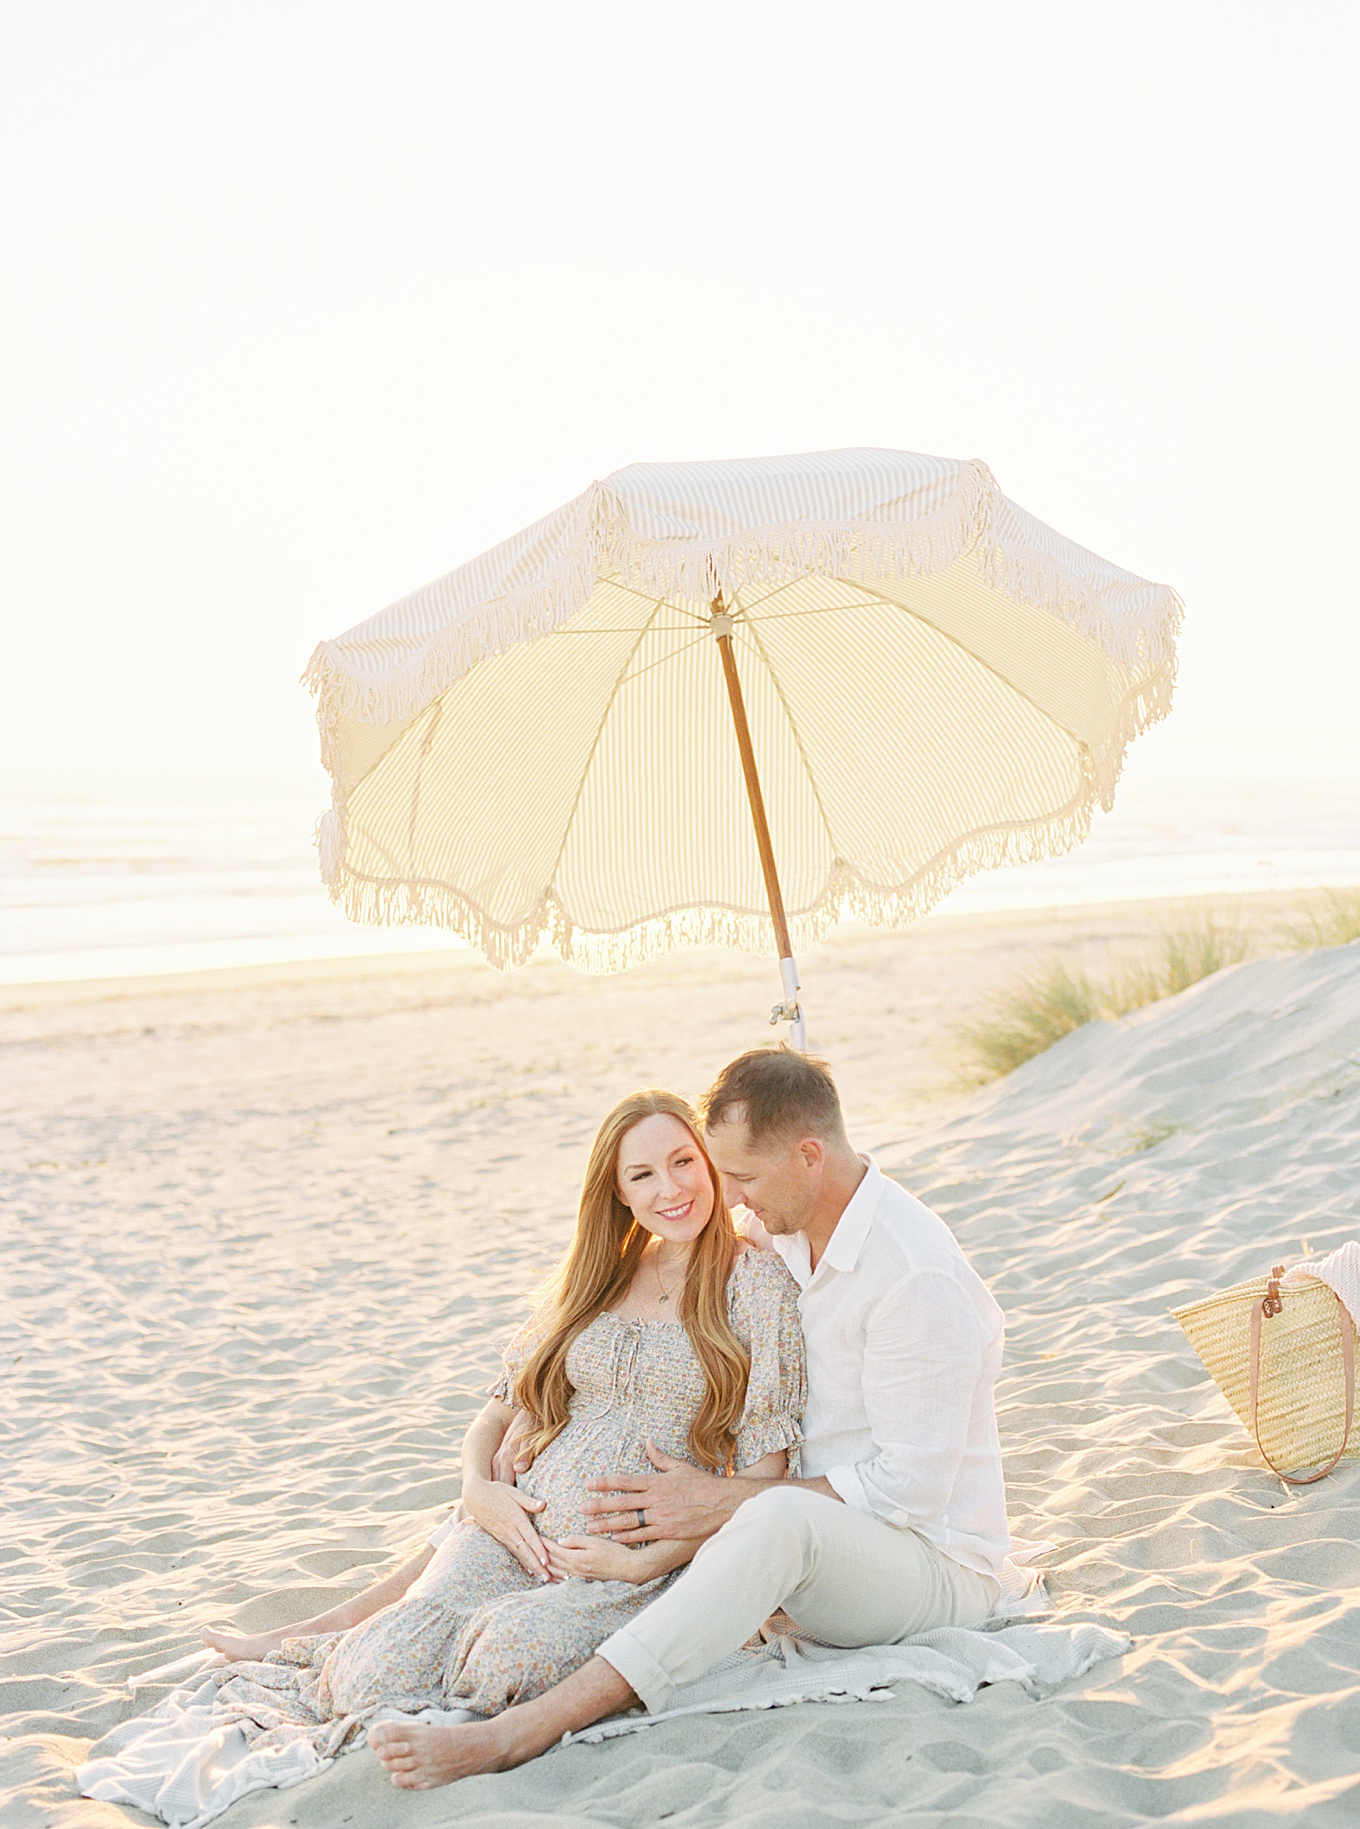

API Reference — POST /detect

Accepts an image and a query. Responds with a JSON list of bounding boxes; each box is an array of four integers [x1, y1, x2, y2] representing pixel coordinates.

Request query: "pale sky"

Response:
[[2, 1, 1356, 787]]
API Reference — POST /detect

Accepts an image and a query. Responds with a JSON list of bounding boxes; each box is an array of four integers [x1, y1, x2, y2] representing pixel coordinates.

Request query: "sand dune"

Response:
[[3, 899, 1358, 1826]]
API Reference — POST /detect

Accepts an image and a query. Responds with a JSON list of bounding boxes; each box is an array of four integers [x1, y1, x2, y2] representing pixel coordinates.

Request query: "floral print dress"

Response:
[[146, 1248, 804, 1776]]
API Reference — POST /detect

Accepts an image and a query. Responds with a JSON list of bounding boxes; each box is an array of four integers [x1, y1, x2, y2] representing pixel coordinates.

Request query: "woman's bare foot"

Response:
[[200, 1623, 284, 1662], [367, 1718, 528, 1789]]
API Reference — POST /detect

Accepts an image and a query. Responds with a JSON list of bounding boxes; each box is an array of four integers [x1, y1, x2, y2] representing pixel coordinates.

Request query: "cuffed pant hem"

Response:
[[595, 1626, 678, 1715]]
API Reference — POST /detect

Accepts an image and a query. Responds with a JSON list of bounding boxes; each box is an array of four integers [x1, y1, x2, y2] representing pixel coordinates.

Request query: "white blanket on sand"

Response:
[[559, 1618, 1131, 1744], [78, 1599, 1127, 1829]]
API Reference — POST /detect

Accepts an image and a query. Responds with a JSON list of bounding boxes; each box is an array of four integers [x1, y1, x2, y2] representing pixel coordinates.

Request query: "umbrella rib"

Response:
[[735, 577, 884, 617], [406, 700, 445, 861], [736, 619, 841, 863], [750, 579, 1089, 752], [733, 576, 811, 614], [741, 602, 855, 622], [865, 588, 1088, 751], [737, 579, 899, 623], [544, 601, 668, 892], [616, 630, 711, 683], [599, 579, 710, 624]]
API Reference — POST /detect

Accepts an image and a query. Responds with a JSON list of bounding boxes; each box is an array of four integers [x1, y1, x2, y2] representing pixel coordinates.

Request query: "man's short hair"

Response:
[[698, 1046, 846, 1147]]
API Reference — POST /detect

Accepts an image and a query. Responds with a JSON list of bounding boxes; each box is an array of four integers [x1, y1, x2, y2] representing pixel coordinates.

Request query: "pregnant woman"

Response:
[[79, 1089, 805, 1823]]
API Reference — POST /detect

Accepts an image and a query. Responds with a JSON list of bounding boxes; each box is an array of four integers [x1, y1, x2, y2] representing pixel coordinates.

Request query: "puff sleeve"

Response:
[[488, 1312, 542, 1405], [727, 1248, 807, 1472]]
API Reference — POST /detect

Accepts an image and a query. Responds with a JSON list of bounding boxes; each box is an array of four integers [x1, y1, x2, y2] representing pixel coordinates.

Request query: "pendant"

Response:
[[658, 1293, 669, 1303]]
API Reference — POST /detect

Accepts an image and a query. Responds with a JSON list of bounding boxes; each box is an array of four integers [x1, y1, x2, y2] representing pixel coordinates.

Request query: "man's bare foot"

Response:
[[367, 1657, 635, 1789], [367, 1718, 528, 1789], [200, 1624, 284, 1662]]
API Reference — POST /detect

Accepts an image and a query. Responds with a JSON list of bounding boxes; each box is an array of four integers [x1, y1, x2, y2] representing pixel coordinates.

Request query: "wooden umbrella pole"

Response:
[[710, 595, 805, 1049]]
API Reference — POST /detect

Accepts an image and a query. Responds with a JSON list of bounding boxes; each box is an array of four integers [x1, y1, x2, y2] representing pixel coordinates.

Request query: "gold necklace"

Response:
[[654, 1248, 686, 1305]]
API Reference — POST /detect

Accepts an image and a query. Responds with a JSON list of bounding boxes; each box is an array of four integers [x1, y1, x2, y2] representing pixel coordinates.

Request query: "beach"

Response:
[[3, 888, 1359, 1826], [7, 0, 1359, 1819]]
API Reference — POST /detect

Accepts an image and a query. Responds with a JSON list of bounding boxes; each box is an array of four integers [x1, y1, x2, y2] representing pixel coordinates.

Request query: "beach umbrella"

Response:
[[306, 450, 1181, 1046]]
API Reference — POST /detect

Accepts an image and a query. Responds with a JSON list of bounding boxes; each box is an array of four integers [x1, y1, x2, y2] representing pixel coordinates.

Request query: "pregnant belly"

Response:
[[519, 1413, 694, 1539]]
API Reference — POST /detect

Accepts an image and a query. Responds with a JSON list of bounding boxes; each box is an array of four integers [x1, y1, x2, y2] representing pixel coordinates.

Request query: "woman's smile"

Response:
[[616, 1112, 717, 1245]]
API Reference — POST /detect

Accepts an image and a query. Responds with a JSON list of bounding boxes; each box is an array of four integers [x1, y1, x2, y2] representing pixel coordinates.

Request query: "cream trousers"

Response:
[[597, 1484, 999, 1714]]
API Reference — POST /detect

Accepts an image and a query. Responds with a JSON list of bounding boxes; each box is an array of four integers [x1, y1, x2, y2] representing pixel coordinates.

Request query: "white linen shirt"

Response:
[[763, 1158, 1010, 1582]]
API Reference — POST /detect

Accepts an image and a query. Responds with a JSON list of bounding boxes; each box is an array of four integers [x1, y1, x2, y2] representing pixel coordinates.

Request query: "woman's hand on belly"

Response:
[[461, 1474, 553, 1582], [545, 1534, 694, 1586]]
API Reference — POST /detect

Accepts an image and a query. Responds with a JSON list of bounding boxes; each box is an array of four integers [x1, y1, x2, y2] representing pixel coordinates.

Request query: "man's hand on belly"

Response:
[[491, 1410, 536, 1485], [585, 1441, 841, 1542], [582, 1440, 757, 1543]]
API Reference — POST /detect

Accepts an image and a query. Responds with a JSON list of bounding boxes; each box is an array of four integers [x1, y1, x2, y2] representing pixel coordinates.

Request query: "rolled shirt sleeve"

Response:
[[823, 1269, 984, 1531]]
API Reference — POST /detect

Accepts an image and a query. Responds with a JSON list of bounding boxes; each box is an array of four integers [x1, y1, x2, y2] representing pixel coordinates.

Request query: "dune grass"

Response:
[[962, 890, 1360, 1082], [962, 921, 1251, 1081], [961, 961, 1106, 1081], [1289, 889, 1360, 951], [1114, 922, 1253, 1008]]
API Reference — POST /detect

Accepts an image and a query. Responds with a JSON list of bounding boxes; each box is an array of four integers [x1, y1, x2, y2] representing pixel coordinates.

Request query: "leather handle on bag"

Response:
[[1249, 1280, 1356, 1484]]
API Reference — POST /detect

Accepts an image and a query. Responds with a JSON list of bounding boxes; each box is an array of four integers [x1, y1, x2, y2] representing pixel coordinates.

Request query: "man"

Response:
[[369, 1047, 1009, 1788]]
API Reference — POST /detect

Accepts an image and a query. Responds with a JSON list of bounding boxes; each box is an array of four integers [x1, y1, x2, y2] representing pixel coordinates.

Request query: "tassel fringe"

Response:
[[314, 806, 344, 889], [316, 758, 1118, 975], [306, 460, 1183, 970], [304, 460, 1183, 745]]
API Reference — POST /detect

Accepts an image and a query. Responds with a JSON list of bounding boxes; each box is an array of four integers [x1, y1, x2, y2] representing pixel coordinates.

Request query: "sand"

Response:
[[3, 891, 1358, 1827]]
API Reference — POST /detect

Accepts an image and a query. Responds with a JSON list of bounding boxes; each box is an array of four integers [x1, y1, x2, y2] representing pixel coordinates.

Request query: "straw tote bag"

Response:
[[1172, 1263, 1357, 1484]]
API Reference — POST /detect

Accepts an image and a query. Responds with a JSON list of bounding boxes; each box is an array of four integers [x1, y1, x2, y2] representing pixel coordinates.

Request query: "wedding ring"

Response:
[[637, 1508, 646, 1529]]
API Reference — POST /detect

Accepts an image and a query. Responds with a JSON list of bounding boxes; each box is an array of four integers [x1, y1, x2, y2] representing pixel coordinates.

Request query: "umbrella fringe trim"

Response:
[[321, 764, 1130, 976], [303, 462, 1182, 746], [1089, 658, 1178, 811], [979, 540, 1183, 685], [315, 639, 1175, 972], [593, 460, 997, 614], [315, 804, 345, 889]]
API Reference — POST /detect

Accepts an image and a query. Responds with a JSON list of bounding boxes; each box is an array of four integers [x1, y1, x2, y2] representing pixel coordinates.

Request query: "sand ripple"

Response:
[[3, 926, 1358, 1825]]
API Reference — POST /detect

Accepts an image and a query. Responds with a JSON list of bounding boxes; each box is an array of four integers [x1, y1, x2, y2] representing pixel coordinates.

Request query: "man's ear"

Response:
[[797, 1135, 825, 1173]]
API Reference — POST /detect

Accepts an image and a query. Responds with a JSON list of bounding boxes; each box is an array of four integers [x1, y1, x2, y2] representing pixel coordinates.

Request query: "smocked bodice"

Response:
[[494, 1248, 807, 1544]]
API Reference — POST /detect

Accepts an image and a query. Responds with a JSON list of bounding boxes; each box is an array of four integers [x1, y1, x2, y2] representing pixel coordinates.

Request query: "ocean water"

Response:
[[2, 772, 1358, 986]]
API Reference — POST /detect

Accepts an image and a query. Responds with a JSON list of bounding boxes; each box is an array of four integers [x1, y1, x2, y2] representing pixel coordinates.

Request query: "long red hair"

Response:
[[513, 1090, 749, 1471]]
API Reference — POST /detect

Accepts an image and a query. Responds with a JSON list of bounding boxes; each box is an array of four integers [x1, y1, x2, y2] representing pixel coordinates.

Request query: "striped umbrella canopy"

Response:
[[306, 449, 1182, 1044]]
